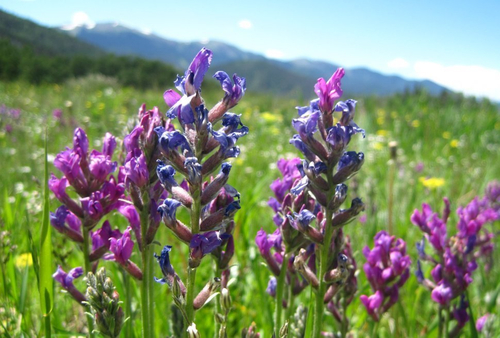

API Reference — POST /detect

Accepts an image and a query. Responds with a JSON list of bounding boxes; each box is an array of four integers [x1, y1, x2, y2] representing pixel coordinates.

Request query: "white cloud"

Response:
[[61, 11, 95, 30], [238, 19, 253, 29], [414, 61, 500, 101], [387, 58, 409, 69], [265, 49, 284, 59]]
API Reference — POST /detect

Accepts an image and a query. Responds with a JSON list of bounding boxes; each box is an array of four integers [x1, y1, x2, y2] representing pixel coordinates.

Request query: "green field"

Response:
[[0, 76, 499, 337]]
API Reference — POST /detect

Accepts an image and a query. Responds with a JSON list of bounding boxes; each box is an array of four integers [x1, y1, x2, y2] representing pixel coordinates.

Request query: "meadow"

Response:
[[0, 73, 499, 337]]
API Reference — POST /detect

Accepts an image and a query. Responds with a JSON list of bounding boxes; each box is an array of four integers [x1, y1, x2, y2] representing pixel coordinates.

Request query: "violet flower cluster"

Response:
[[411, 188, 498, 335], [151, 48, 246, 329], [360, 231, 411, 321], [256, 69, 365, 335], [49, 129, 145, 302]]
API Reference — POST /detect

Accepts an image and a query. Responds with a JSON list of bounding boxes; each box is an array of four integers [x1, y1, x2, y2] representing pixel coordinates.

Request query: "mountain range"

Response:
[[61, 23, 448, 98]]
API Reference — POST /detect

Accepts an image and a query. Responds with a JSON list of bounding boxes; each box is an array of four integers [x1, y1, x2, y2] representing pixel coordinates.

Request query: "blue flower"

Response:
[[154, 245, 176, 285], [157, 198, 182, 221], [292, 110, 320, 139], [213, 71, 246, 108], [156, 161, 178, 190]]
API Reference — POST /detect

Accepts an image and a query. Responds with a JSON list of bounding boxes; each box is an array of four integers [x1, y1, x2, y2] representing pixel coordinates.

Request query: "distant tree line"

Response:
[[0, 38, 180, 89]]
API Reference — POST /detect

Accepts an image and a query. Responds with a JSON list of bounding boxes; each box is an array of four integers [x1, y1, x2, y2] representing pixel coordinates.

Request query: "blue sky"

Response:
[[2, 0, 500, 100]]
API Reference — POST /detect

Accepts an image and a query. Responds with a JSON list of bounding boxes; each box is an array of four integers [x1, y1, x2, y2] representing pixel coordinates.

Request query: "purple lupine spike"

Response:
[[158, 198, 182, 221], [361, 231, 411, 321], [213, 71, 246, 108], [314, 68, 345, 114], [289, 135, 317, 162]]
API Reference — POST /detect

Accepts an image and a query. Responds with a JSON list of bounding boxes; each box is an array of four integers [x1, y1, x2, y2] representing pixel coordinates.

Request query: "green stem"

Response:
[[275, 252, 290, 337], [213, 266, 222, 338], [340, 295, 348, 338], [123, 270, 133, 338], [444, 307, 451, 338], [185, 267, 197, 326], [185, 188, 202, 331], [285, 283, 295, 325], [311, 206, 335, 338], [82, 230, 95, 338], [438, 307, 444, 338], [140, 197, 153, 338]]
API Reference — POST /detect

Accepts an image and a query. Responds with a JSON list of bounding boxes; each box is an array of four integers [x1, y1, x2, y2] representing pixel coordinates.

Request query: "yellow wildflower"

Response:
[[419, 177, 445, 189], [98, 102, 106, 111], [85, 101, 92, 108], [450, 139, 459, 148], [371, 142, 383, 150], [15, 253, 33, 268], [376, 117, 385, 125], [411, 120, 420, 128], [442, 131, 451, 139], [261, 112, 282, 123], [376, 130, 389, 137]]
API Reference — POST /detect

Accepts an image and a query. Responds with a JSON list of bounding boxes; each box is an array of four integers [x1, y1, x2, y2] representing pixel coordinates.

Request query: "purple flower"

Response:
[[255, 229, 273, 256], [431, 282, 453, 305], [89, 150, 117, 182], [292, 110, 320, 139], [50, 205, 83, 242], [476, 314, 490, 332], [288, 210, 316, 231], [53, 265, 86, 303], [91, 220, 121, 251], [157, 198, 182, 221], [154, 245, 178, 287], [266, 277, 277, 297], [73, 128, 89, 158], [156, 161, 178, 190], [314, 68, 344, 114], [190, 231, 223, 261], [158, 130, 193, 155], [108, 227, 134, 265], [361, 231, 411, 320], [213, 71, 246, 108], [360, 291, 383, 321], [102, 132, 117, 157], [53, 265, 83, 288], [124, 152, 148, 188]]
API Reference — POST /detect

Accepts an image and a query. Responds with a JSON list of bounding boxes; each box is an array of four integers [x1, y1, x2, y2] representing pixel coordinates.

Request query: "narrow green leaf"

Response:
[[39, 128, 52, 336], [18, 264, 29, 315], [466, 291, 479, 338]]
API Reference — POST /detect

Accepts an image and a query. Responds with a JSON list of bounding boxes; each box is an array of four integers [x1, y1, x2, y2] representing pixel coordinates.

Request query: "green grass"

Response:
[[0, 77, 498, 337]]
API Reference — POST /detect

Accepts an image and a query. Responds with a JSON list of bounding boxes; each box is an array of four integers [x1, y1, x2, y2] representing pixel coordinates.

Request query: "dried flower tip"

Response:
[[187, 323, 201, 338]]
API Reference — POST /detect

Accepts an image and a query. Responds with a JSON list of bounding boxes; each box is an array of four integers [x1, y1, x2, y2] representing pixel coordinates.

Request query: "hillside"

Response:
[[0, 9, 104, 57]]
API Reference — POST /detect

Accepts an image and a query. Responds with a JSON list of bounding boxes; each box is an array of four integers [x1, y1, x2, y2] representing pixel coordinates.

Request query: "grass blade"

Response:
[[39, 128, 52, 336]]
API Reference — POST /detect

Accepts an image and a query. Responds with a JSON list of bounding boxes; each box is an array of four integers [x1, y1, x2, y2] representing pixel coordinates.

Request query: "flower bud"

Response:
[[221, 288, 232, 310]]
